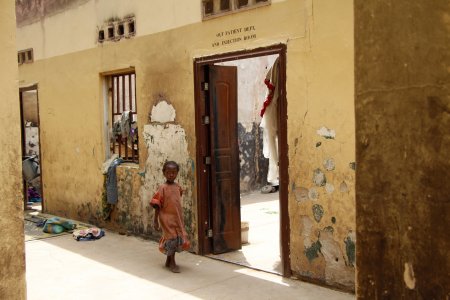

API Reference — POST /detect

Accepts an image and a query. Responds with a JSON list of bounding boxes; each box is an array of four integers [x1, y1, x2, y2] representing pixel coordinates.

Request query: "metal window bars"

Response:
[[109, 72, 139, 163]]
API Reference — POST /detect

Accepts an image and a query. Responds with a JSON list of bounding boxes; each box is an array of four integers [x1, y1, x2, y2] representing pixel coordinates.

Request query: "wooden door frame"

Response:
[[19, 85, 44, 212], [193, 44, 291, 277]]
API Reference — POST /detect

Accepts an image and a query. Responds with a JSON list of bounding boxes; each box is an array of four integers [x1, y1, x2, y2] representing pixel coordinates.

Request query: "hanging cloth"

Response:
[[260, 57, 280, 185]]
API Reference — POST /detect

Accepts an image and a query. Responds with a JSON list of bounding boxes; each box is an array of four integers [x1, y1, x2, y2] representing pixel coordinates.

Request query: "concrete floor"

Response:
[[208, 191, 282, 274], [26, 230, 354, 300]]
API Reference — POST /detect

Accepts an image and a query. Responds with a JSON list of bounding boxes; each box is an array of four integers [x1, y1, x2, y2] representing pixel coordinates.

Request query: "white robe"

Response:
[[260, 58, 280, 185]]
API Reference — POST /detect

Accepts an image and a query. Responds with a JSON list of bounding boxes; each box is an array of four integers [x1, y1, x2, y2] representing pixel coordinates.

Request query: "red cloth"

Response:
[[150, 183, 190, 253], [260, 78, 275, 117]]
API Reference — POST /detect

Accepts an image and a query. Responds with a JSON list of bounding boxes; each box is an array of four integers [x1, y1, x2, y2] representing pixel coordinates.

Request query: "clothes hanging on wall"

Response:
[[260, 57, 280, 186], [106, 157, 124, 204]]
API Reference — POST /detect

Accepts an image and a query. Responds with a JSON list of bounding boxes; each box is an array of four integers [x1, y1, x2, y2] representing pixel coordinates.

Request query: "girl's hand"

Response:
[[153, 219, 160, 231]]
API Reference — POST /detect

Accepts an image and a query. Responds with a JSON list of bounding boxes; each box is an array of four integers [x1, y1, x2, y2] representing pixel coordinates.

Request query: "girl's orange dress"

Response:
[[150, 182, 190, 255]]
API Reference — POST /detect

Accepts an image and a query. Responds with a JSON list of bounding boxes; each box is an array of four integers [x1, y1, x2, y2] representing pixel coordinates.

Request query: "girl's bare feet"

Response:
[[165, 256, 170, 268], [170, 264, 180, 273]]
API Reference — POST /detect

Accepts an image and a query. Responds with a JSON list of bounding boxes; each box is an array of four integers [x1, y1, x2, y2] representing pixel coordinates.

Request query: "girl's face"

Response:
[[163, 166, 178, 183]]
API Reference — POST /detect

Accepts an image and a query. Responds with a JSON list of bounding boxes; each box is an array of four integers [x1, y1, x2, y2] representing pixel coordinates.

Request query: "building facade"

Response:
[[16, 0, 356, 291]]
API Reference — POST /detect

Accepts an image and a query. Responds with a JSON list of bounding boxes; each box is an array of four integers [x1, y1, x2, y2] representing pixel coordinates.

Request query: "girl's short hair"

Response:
[[163, 160, 179, 172]]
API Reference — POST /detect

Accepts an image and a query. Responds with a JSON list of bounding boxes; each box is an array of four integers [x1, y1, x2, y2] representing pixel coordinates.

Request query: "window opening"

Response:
[[107, 72, 138, 163], [237, 0, 248, 8], [128, 20, 135, 35], [202, 0, 270, 19], [107, 27, 115, 40], [18, 49, 33, 65], [117, 23, 125, 36], [221, 0, 230, 11], [98, 30, 105, 43]]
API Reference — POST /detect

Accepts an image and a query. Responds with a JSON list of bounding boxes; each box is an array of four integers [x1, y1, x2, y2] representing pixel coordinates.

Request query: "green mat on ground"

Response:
[[24, 215, 90, 242]]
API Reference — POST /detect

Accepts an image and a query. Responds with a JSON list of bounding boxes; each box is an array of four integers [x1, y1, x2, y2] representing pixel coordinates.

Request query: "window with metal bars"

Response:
[[202, 0, 270, 19], [107, 72, 139, 163]]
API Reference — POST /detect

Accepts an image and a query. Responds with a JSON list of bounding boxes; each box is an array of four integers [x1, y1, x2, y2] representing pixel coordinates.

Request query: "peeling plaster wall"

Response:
[[355, 0, 450, 298], [17, 0, 355, 290], [0, 0, 26, 298], [107, 164, 145, 235], [142, 101, 196, 250], [287, 0, 356, 291]]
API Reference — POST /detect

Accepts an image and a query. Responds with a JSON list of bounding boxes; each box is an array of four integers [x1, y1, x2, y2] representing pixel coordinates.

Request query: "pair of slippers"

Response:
[[261, 185, 279, 194]]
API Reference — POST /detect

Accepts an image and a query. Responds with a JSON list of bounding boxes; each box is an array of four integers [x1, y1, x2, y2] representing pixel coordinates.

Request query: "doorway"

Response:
[[19, 86, 43, 212], [194, 45, 290, 276]]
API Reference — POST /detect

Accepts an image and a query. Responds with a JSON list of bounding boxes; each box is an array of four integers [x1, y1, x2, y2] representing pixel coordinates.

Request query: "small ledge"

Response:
[[118, 162, 139, 169]]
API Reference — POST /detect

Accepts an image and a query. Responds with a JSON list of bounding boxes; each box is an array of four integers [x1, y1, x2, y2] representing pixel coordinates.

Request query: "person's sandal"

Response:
[[261, 185, 276, 194]]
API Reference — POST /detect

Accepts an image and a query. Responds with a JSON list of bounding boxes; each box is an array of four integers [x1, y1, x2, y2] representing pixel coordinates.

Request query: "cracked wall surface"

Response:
[[0, 1, 26, 299], [288, 0, 356, 291], [355, 0, 450, 298]]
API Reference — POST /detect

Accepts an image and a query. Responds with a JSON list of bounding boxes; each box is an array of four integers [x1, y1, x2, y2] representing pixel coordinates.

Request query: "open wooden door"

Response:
[[209, 65, 241, 254]]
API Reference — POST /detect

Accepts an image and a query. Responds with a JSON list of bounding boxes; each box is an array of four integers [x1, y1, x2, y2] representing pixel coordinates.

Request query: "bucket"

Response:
[[241, 221, 249, 244]]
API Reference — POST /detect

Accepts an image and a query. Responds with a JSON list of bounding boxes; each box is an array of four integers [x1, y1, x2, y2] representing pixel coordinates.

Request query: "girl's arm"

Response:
[[153, 207, 160, 231]]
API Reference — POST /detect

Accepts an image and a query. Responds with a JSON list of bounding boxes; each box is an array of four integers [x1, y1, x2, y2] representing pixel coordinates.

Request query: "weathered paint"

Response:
[[340, 181, 349, 193], [316, 127, 336, 139], [355, 0, 449, 298], [312, 204, 324, 223], [325, 183, 335, 194], [16, 0, 355, 291], [0, 1, 26, 298], [305, 240, 322, 262], [294, 186, 309, 202], [320, 230, 354, 287], [323, 158, 335, 171], [150, 101, 176, 123], [313, 168, 326, 187], [344, 231, 356, 267], [142, 103, 196, 248], [238, 123, 268, 193], [308, 187, 319, 200], [288, 0, 355, 291], [403, 262, 416, 290]]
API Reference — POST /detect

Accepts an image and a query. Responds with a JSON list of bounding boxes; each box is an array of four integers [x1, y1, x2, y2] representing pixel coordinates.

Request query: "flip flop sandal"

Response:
[[261, 185, 276, 194]]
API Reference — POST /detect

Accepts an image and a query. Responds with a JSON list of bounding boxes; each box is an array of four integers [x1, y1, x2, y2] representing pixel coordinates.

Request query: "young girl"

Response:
[[151, 161, 190, 273]]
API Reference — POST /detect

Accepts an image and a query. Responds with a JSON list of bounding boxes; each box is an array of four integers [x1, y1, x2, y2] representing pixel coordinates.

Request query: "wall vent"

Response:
[[97, 16, 135, 44], [18, 48, 33, 65]]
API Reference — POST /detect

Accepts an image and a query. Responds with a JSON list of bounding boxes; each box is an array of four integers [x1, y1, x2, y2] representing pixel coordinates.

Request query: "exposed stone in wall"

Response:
[[355, 0, 450, 298], [291, 124, 356, 291], [112, 165, 145, 234], [238, 122, 268, 193]]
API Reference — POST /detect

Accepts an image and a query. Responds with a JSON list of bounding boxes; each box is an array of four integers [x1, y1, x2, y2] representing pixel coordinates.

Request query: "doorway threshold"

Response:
[[205, 251, 282, 276]]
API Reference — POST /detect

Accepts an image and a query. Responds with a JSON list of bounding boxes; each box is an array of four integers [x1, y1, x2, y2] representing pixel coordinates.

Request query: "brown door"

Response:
[[208, 65, 241, 254]]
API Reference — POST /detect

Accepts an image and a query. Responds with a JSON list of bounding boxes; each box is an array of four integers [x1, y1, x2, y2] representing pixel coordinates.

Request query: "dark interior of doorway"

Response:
[[209, 54, 282, 274], [20, 87, 43, 212], [194, 45, 290, 277]]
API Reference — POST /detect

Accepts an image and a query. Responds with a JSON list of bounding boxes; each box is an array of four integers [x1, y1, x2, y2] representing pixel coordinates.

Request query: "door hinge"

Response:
[[204, 156, 211, 165], [203, 115, 210, 125], [202, 82, 209, 91], [207, 229, 213, 238]]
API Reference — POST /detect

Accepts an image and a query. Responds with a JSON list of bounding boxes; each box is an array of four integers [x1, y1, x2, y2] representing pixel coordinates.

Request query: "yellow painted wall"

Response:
[[17, 0, 355, 290], [0, 0, 26, 298], [288, 0, 356, 290]]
